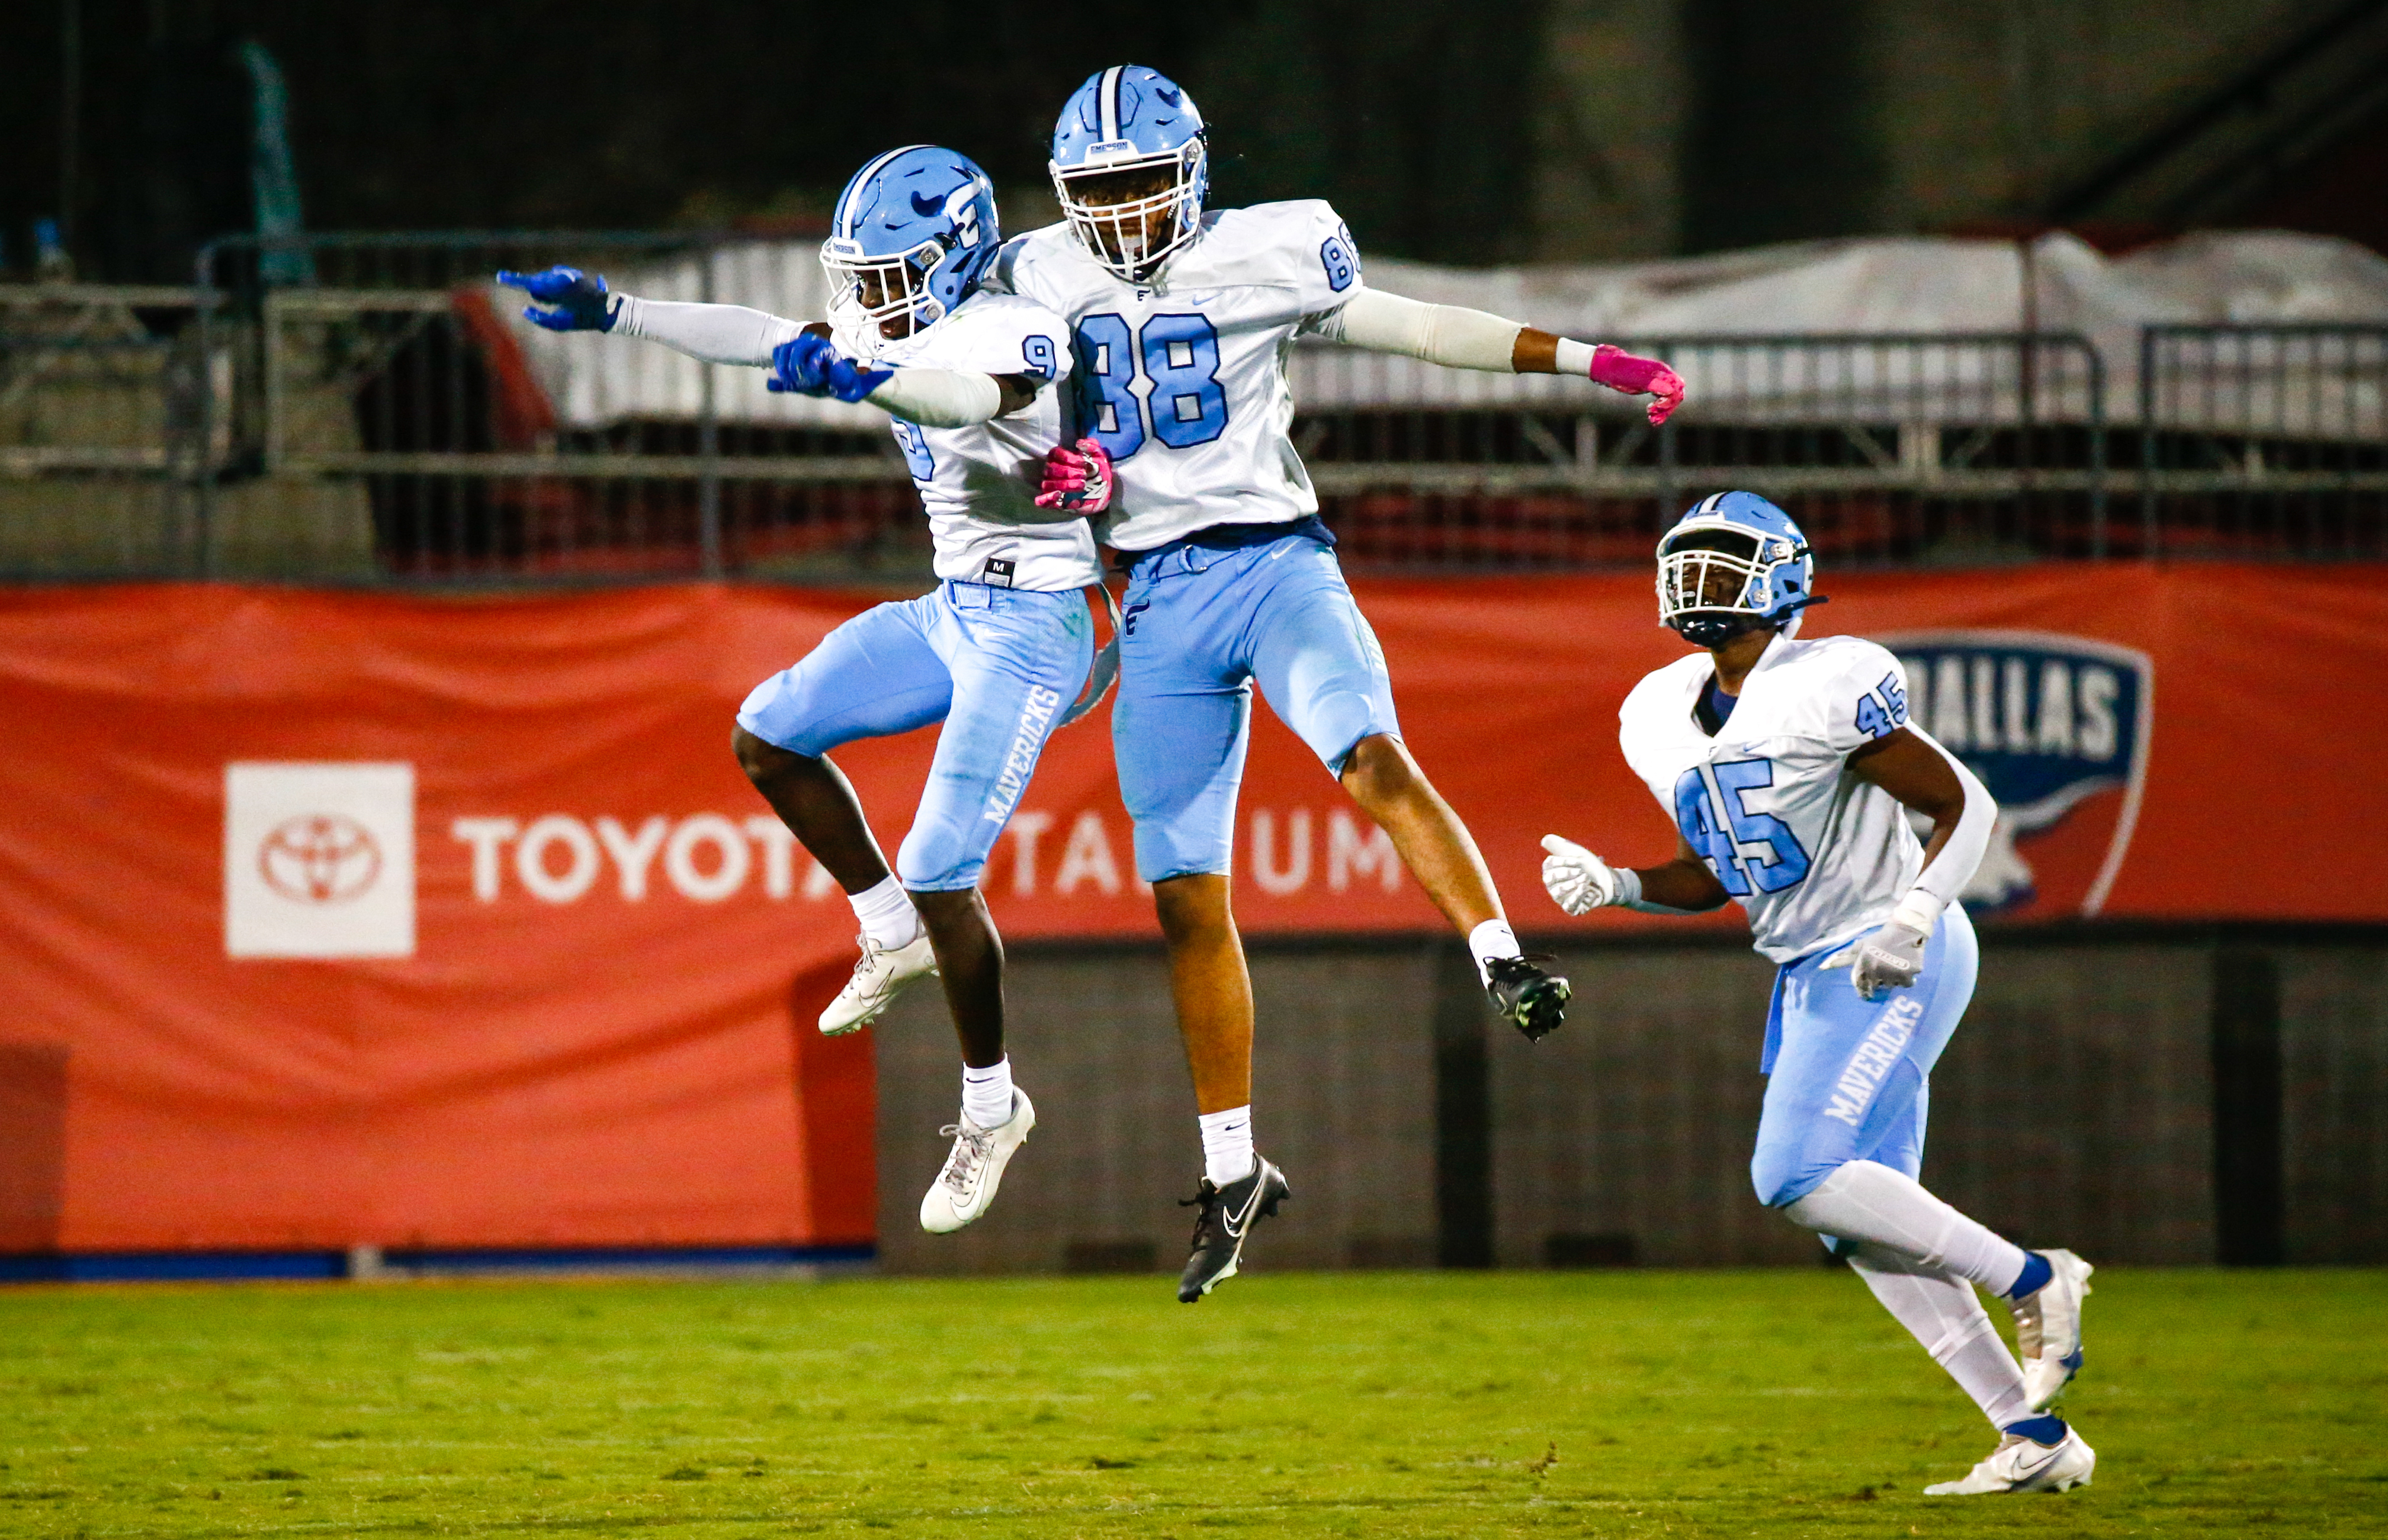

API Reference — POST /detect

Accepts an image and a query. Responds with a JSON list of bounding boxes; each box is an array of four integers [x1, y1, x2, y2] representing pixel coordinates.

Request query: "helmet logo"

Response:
[[909, 191, 946, 216]]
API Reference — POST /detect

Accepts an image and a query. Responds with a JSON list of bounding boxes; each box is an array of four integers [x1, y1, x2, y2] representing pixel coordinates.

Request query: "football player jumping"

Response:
[[988, 65, 1684, 1302], [1540, 491, 2097, 1496], [499, 147, 1103, 1238]]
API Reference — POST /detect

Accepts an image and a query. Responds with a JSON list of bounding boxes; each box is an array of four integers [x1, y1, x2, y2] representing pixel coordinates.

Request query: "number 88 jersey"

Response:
[[1617, 633, 1930, 964], [988, 198, 1363, 554]]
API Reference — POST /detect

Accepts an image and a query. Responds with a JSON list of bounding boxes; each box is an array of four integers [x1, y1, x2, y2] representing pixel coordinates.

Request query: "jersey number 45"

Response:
[[1673, 760, 1812, 896], [1070, 313, 1229, 461]]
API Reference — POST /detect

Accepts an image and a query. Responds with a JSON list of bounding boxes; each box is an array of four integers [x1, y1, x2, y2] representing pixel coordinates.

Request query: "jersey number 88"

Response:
[[1070, 313, 1230, 461]]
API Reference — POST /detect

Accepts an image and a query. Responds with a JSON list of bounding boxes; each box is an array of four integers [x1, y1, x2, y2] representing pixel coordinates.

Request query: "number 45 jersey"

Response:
[[988, 200, 1362, 553], [869, 291, 1099, 591], [1619, 633, 1936, 964]]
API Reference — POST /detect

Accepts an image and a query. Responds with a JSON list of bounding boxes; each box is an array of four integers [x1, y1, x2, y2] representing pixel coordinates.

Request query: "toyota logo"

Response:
[[257, 814, 384, 904]]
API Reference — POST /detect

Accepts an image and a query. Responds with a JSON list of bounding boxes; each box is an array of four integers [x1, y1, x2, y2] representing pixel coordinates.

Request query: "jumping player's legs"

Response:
[[1240, 540, 1565, 1035], [896, 584, 1092, 1071], [1112, 548, 1256, 1124], [736, 597, 955, 898], [1237, 544, 1504, 937]]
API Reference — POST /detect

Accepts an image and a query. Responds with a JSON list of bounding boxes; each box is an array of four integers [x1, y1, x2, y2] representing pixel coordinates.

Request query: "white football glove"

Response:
[[1540, 834, 1625, 916], [1839, 921, 1929, 1000]]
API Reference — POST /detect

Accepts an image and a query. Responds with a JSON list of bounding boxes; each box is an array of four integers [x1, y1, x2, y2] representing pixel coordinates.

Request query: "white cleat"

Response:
[[819, 931, 938, 1036], [2010, 1248, 2094, 1409], [919, 1090, 1036, 1234], [1924, 1425, 2095, 1495]]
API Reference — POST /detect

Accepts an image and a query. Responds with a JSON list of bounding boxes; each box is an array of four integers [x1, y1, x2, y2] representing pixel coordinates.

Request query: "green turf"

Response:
[[1, 1268, 2381, 1537]]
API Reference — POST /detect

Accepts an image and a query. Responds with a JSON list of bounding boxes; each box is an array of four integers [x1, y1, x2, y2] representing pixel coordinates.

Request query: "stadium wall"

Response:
[[869, 930, 2387, 1275], [0, 565, 2380, 1264]]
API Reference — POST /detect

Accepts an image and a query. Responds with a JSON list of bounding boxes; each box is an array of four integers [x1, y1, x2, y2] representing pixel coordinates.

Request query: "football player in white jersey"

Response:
[[1540, 491, 2098, 1496], [499, 147, 1104, 1236], [994, 64, 1690, 1302]]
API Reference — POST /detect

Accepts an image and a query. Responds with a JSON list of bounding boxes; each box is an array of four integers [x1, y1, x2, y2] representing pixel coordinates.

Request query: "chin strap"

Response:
[[1672, 594, 1829, 647]]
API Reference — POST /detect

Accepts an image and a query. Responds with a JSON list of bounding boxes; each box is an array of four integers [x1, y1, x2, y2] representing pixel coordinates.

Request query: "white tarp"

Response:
[[505, 230, 2388, 433]]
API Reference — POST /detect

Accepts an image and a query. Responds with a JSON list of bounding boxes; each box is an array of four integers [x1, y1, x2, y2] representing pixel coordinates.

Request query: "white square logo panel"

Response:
[[224, 763, 415, 959]]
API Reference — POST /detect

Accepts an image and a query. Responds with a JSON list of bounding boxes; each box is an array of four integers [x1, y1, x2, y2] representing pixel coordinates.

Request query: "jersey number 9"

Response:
[[890, 420, 935, 481]]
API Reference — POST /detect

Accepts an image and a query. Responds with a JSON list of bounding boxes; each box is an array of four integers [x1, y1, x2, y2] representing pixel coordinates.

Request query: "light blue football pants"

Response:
[[737, 581, 1093, 892], [1749, 905, 1981, 1208], [1112, 533, 1401, 883]]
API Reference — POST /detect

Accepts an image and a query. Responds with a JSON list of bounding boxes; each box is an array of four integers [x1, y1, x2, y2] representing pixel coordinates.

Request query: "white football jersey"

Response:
[[988, 200, 1362, 552], [871, 292, 1099, 591], [1618, 632, 1931, 964]]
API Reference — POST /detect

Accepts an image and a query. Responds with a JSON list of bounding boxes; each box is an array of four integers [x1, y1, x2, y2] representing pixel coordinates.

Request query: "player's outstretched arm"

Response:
[[496, 266, 807, 365], [766, 333, 1039, 429], [1540, 833, 1728, 916], [1316, 289, 1686, 426], [1836, 726, 1997, 996]]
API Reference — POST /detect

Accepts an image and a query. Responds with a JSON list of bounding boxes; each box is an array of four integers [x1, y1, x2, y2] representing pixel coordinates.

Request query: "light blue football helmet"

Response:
[[1049, 65, 1208, 280], [820, 145, 1000, 356], [1657, 491, 1825, 645]]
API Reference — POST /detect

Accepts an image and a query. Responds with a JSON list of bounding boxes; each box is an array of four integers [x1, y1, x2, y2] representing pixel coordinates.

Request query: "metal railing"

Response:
[[2136, 324, 2388, 558], [0, 285, 221, 574], [204, 234, 925, 581], [1, 233, 2380, 581], [1293, 332, 2110, 568]]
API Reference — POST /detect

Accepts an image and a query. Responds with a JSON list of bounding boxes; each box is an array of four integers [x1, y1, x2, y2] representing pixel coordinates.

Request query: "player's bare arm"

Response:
[[1847, 726, 1968, 867], [1643, 834, 1734, 911], [1315, 290, 1687, 425]]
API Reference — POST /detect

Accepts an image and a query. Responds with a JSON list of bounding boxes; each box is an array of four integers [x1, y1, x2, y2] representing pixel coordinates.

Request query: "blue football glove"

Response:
[[769, 333, 892, 404], [496, 266, 619, 332]]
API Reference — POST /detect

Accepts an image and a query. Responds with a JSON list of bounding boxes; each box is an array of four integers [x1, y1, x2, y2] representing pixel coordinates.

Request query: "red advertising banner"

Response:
[[0, 564, 2375, 1252]]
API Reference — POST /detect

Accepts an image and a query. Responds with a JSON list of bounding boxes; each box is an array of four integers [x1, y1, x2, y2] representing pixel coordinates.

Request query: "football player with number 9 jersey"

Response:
[[993, 63, 1690, 1304], [1539, 491, 2099, 1497], [500, 146, 1103, 1246]]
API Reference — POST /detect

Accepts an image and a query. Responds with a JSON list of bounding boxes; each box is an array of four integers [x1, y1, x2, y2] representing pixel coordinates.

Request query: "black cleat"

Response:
[[1487, 955, 1570, 1041], [1177, 1156, 1290, 1303]]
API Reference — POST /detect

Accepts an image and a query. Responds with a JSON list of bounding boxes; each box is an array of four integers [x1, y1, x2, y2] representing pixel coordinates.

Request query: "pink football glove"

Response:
[[1588, 344, 1687, 426], [1034, 437, 1116, 513]]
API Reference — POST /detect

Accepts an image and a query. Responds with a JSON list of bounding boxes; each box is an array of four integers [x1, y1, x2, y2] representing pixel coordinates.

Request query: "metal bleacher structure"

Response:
[[0, 231, 2382, 584]]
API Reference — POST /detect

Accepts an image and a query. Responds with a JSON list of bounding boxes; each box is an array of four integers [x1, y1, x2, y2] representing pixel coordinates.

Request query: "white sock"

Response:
[[848, 874, 921, 949], [1198, 1105, 1256, 1187], [961, 1057, 1013, 1129], [1467, 918, 1522, 985], [1844, 1241, 2034, 1430], [1783, 1160, 2033, 1294]]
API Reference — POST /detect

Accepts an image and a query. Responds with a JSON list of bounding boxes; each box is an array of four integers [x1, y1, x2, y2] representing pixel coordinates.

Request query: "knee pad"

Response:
[[894, 830, 984, 893]]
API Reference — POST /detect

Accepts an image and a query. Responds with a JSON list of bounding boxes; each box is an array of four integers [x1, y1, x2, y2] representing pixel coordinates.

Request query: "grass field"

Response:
[[1, 1268, 2382, 1538]]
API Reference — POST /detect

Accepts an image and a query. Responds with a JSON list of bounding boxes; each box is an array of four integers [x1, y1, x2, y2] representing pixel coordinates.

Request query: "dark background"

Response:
[[4, 0, 2383, 284], [0, 0, 1545, 282]]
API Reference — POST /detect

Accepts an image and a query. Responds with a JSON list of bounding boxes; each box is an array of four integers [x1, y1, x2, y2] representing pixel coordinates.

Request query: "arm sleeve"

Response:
[[1891, 728, 1997, 931], [863, 368, 1005, 429], [1310, 288, 1524, 372], [611, 294, 803, 366]]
